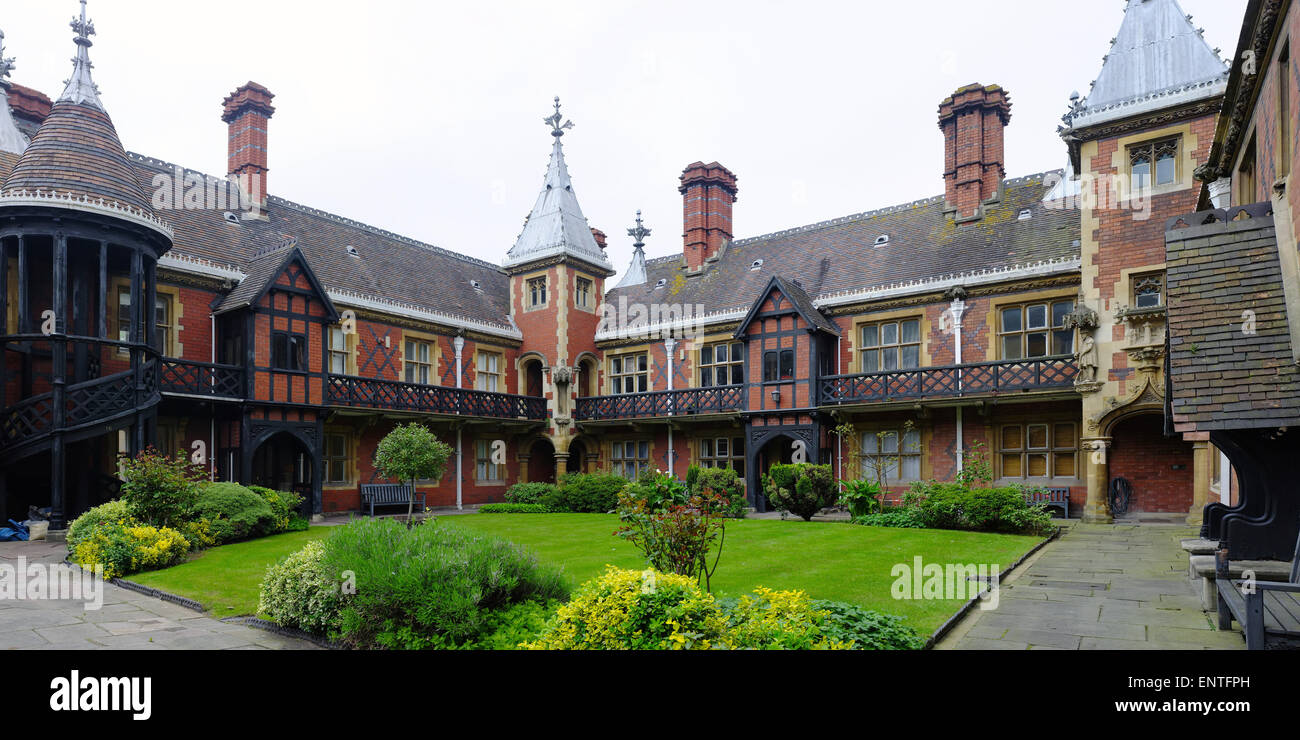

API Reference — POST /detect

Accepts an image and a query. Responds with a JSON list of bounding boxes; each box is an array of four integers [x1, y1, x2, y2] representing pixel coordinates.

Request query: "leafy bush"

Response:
[[811, 600, 925, 650], [553, 472, 627, 513], [616, 479, 730, 590], [472, 600, 559, 650], [852, 509, 924, 529], [194, 483, 277, 543], [285, 515, 311, 533], [70, 520, 190, 580], [67, 500, 130, 550], [479, 504, 551, 514], [258, 540, 348, 635], [897, 481, 1056, 536], [119, 449, 205, 528], [321, 518, 567, 649], [690, 467, 749, 519], [839, 479, 883, 519], [621, 470, 688, 512], [525, 567, 730, 650], [723, 588, 849, 650], [249, 486, 304, 533], [504, 482, 556, 506], [763, 464, 837, 521]]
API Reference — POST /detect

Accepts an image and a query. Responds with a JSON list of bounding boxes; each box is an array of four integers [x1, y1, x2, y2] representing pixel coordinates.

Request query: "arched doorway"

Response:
[[523, 358, 545, 398], [747, 431, 813, 513], [577, 355, 598, 398], [251, 432, 315, 515], [528, 438, 557, 484], [568, 439, 588, 475], [1107, 413, 1194, 515]]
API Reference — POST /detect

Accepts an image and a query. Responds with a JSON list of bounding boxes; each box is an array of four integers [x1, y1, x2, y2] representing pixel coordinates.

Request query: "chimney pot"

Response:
[[679, 161, 738, 272]]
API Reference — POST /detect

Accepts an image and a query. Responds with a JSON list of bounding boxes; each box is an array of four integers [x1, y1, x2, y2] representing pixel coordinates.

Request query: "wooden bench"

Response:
[[1215, 526, 1300, 650], [1025, 487, 1070, 519], [359, 483, 424, 517]]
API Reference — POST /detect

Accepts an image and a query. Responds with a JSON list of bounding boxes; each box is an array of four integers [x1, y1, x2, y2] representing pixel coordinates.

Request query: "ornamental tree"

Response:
[[373, 423, 453, 523]]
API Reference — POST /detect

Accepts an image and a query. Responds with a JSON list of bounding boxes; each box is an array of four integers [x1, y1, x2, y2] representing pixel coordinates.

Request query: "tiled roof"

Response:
[[1166, 205, 1300, 431], [608, 172, 1080, 316], [1, 100, 155, 215], [128, 155, 516, 332]]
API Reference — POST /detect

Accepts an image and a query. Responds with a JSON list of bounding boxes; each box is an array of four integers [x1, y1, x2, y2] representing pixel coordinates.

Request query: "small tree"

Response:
[[373, 423, 453, 523], [119, 448, 206, 528], [955, 441, 994, 490]]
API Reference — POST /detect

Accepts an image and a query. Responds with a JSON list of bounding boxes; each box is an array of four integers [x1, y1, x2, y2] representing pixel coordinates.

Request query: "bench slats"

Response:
[[1263, 591, 1300, 634]]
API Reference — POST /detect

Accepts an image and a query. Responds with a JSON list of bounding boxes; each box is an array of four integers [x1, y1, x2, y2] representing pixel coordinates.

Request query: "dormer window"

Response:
[[750, 259, 764, 271], [223, 211, 240, 225], [470, 279, 483, 292], [874, 235, 890, 247], [1018, 209, 1032, 221], [654, 279, 668, 289], [346, 245, 359, 257]]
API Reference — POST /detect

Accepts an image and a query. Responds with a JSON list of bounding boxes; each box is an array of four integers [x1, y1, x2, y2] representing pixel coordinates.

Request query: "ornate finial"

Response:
[[628, 209, 652, 247], [0, 29, 14, 82], [544, 96, 574, 138], [71, 0, 96, 46]]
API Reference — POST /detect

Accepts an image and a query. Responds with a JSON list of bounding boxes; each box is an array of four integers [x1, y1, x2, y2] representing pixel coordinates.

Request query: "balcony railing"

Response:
[[326, 374, 548, 420], [820, 356, 1078, 405], [160, 359, 245, 399], [576, 385, 745, 421]]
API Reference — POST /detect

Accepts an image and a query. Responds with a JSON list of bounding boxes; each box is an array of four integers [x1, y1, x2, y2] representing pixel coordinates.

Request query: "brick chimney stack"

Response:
[[591, 228, 607, 251], [938, 83, 1011, 222], [680, 162, 738, 272], [222, 82, 276, 209]]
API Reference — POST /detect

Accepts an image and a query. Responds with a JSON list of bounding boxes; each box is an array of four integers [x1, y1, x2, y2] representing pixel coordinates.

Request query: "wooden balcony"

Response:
[[820, 356, 1079, 406], [575, 385, 745, 421], [160, 359, 245, 400], [325, 374, 548, 421]]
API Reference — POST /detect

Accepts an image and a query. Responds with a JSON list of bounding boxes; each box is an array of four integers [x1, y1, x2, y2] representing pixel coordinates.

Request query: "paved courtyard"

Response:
[[0, 540, 317, 650], [940, 522, 1246, 650]]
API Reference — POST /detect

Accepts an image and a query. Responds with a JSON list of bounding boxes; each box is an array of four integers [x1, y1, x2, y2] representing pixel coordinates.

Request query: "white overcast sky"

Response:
[[5, 0, 1247, 280]]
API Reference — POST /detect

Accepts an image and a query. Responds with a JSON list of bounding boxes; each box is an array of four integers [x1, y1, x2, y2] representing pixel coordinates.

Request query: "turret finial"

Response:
[[545, 96, 574, 138], [628, 209, 652, 247], [0, 29, 15, 82], [59, 0, 103, 109]]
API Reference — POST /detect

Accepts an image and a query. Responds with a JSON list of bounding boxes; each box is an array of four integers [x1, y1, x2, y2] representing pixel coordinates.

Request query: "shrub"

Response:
[[555, 472, 627, 513], [899, 481, 1056, 536], [723, 588, 849, 650], [194, 482, 277, 543], [763, 464, 837, 521], [839, 479, 883, 518], [690, 467, 749, 519], [811, 600, 925, 650], [504, 482, 556, 506], [621, 470, 688, 512], [473, 600, 559, 650], [70, 520, 190, 580], [321, 518, 567, 649], [249, 486, 304, 533], [853, 509, 924, 529], [119, 449, 205, 528], [479, 504, 551, 514], [616, 484, 729, 590], [66, 500, 129, 550], [258, 540, 348, 636], [525, 567, 730, 650]]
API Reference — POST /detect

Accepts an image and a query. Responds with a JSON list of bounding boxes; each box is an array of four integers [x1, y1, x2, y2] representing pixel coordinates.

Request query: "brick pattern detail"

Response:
[[221, 82, 275, 206], [938, 84, 1011, 221], [680, 161, 738, 271]]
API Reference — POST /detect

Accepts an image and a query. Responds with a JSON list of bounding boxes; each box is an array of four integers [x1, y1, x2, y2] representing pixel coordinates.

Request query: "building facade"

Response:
[[0, 1, 1268, 529]]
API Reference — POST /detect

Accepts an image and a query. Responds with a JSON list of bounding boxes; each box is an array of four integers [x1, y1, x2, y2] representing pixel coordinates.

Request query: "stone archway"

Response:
[[526, 438, 557, 485], [1107, 413, 1194, 514], [250, 432, 315, 516]]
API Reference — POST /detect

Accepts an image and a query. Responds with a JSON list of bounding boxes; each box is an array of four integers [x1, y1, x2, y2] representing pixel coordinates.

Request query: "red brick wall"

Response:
[[1108, 414, 1194, 513]]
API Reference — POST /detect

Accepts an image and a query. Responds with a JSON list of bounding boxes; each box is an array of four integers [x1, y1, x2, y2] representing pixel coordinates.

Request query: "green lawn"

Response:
[[127, 515, 1042, 636], [445, 514, 1042, 636], [129, 528, 332, 616]]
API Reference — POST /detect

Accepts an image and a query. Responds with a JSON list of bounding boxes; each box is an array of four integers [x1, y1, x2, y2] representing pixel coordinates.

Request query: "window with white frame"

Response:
[[477, 351, 502, 392], [860, 319, 921, 373], [327, 325, 349, 375], [404, 339, 434, 384], [999, 300, 1074, 360], [610, 354, 649, 394], [476, 439, 504, 482], [699, 436, 745, 478], [700, 342, 744, 387]]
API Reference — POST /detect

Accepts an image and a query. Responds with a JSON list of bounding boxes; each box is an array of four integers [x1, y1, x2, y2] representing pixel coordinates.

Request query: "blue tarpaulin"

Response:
[[0, 519, 29, 542]]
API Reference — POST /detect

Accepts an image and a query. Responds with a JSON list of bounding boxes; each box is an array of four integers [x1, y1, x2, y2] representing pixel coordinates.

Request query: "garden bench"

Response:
[[1025, 487, 1070, 519], [360, 483, 424, 517], [1215, 525, 1300, 650]]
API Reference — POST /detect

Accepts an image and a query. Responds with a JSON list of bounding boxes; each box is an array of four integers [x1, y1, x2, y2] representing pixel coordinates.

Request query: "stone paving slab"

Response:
[[939, 523, 1247, 651], [0, 540, 318, 651]]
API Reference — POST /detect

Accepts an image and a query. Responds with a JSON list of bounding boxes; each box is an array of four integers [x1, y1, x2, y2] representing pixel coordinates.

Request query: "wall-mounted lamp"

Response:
[[771, 388, 781, 405]]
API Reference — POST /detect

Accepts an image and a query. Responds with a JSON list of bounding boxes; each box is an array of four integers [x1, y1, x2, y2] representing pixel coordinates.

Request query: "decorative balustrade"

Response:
[[575, 385, 745, 421], [160, 359, 245, 399], [820, 356, 1079, 405], [326, 374, 548, 420]]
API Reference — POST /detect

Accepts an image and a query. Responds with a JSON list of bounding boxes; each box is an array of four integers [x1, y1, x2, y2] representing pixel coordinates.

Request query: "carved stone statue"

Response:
[[1077, 335, 1099, 384]]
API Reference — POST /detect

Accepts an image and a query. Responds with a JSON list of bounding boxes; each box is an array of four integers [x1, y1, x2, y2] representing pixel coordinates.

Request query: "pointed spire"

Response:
[[504, 97, 613, 273], [60, 0, 103, 110], [616, 210, 651, 288], [1065, 0, 1227, 129], [0, 28, 30, 155]]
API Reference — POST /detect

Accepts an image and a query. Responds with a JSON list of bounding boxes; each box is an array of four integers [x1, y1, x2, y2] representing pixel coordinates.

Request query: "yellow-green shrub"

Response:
[[724, 587, 850, 650], [70, 520, 190, 580]]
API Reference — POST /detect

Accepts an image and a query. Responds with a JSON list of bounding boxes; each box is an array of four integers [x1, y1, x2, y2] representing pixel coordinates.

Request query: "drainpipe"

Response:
[[949, 297, 967, 476], [836, 335, 843, 485], [665, 337, 677, 475], [454, 336, 465, 511], [211, 312, 217, 482], [1219, 451, 1231, 504]]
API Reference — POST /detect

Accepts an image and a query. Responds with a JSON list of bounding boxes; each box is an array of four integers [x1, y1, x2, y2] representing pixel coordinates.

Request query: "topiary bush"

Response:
[[194, 482, 277, 543], [321, 517, 567, 649], [763, 464, 837, 521], [258, 540, 348, 636], [504, 482, 556, 506], [554, 472, 627, 513]]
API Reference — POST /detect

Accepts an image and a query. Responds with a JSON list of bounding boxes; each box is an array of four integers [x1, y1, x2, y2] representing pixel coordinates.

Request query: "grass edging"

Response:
[[923, 525, 1063, 649], [64, 555, 206, 613], [221, 616, 344, 650]]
